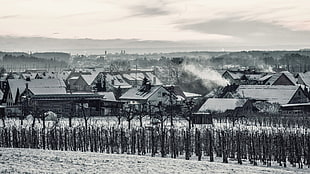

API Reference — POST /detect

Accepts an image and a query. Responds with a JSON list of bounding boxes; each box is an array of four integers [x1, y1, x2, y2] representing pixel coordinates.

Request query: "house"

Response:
[[297, 71, 310, 87], [29, 93, 122, 117], [222, 70, 247, 85], [236, 85, 309, 105], [5, 78, 67, 107], [198, 98, 254, 114], [94, 70, 162, 93], [68, 73, 99, 92], [258, 74, 273, 85], [35, 72, 57, 79], [119, 85, 176, 106], [265, 71, 296, 85]]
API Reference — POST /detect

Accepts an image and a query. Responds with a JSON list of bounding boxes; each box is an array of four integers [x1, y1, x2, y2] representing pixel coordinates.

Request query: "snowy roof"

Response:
[[258, 74, 273, 81], [183, 92, 202, 98], [108, 74, 132, 89], [245, 74, 263, 80], [265, 71, 296, 85], [224, 71, 244, 80], [35, 72, 57, 79], [298, 72, 310, 86], [145, 72, 162, 85], [81, 73, 99, 86], [8, 78, 66, 103], [198, 98, 247, 113], [97, 92, 116, 101], [236, 85, 299, 104], [120, 86, 162, 100], [28, 87, 66, 95]]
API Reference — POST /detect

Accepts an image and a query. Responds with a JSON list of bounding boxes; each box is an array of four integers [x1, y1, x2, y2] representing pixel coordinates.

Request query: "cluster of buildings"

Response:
[[197, 69, 310, 117], [0, 68, 199, 119]]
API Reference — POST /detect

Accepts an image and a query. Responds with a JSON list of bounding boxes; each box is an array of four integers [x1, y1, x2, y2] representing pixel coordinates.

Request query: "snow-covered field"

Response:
[[0, 148, 308, 174]]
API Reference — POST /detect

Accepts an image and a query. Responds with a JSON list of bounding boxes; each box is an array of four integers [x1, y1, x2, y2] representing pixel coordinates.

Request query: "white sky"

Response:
[[0, 0, 310, 44]]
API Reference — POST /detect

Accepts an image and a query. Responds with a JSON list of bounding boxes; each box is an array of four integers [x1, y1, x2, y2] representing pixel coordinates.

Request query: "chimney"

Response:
[[111, 79, 115, 85], [25, 83, 29, 90]]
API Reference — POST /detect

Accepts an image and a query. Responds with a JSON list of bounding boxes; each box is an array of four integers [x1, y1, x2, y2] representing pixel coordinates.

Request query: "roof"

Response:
[[0, 90, 3, 101], [298, 72, 310, 86], [265, 71, 296, 85], [281, 102, 310, 108], [81, 73, 99, 86], [183, 91, 202, 98], [8, 78, 66, 103], [223, 71, 244, 80], [236, 85, 299, 105], [120, 86, 162, 101], [198, 98, 247, 113], [245, 74, 263, 80], [97, 92, 116, 101], [258, 74, 273, 81], [28, 87, 66, 95]]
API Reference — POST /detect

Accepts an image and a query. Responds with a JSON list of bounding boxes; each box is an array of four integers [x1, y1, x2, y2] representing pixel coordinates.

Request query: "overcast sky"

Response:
[[1, 0, 310, 49]]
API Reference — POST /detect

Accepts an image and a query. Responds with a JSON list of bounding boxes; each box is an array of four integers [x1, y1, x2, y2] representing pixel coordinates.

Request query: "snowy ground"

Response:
[[0, 148, 309, 174]]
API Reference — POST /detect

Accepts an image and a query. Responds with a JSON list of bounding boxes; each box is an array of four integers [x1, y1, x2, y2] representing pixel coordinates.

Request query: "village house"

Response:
[[297, 71, 310, 87], [235, 85, 309, 105], [198, 98, 256, 114], [222, 70, 265, 85], [264, 71, 296, 85], [67, 73, 98, 92], [3, 78, 67, 116], [119, 76, 177, 112], [94, 70, 162, 94], [29, 92, 121, 118]]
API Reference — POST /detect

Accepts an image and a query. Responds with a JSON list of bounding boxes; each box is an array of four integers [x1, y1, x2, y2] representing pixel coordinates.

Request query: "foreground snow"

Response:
[[0, 148, 308, 174]]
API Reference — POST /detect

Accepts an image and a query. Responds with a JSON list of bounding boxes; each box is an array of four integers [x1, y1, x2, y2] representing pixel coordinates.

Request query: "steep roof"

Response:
[[236, 85, 299, 104], [8, 78, 66, 102], [224, 71, 244, 80], [258, 74, 273, 82], [198, 98, 247, 113], [81, 73, 99, 86], [265, 71, 296, 85], [120, 86, 162, 101], [298, 72, 310, 86]]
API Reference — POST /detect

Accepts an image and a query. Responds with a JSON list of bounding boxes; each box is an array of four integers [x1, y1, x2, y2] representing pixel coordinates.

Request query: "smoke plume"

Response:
[[183, 64, 229, 90]]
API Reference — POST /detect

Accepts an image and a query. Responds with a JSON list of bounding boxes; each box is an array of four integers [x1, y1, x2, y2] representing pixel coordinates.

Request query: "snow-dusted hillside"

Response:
[[0, 148, 308, 174]]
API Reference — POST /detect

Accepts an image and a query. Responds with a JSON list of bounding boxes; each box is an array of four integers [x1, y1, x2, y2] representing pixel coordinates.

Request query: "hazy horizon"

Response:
[[1, 0, 310, 53]]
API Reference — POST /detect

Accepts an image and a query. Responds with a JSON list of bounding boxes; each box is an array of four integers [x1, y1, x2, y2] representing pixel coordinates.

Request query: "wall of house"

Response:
[[148, 87, 174, 106], [288, 88, 309, 104], [70, 77, 92, 92], [273, 74, 295, 85]]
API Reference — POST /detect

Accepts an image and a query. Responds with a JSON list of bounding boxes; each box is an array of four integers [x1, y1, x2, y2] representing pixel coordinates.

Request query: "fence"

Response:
[[1, 125, 310, 168]]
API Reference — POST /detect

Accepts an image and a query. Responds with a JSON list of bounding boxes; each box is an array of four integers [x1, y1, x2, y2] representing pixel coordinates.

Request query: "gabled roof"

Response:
[[258, 74, 273, 82], [223, 71, 244, 80], [8, 78, 66, 103], [81, 73, 99, 86], [236, 85, 300, 104], [265, 71, 296, 85], [198, 98, 247, 113], [119, 86, 163, 101], [297, 71, 310, 86], [105, 73, 132, 88]]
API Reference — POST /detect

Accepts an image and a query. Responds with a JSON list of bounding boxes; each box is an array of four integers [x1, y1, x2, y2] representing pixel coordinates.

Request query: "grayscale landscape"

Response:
[[1, 0, 310, 173]]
